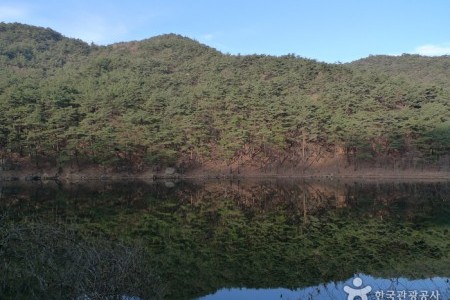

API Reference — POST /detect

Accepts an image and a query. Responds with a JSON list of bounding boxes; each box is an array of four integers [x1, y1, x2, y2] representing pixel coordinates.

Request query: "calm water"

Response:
[[0, 179, 449, 299]]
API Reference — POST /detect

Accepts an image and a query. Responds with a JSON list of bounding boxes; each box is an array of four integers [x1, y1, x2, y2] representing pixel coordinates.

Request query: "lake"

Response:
[[0, 179, 449, 299]]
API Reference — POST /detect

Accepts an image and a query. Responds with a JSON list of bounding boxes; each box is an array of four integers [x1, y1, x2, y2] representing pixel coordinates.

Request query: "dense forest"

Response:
[[0, 23, 449, 175]]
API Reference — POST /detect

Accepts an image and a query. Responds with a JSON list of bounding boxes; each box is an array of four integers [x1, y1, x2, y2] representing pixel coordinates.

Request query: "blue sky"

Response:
[[1, 0, 450, 62]]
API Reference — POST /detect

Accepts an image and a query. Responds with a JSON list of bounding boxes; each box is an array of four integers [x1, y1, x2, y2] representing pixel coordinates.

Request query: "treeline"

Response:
[[0, 23, 449, 173], [349, 54, 450, 88]]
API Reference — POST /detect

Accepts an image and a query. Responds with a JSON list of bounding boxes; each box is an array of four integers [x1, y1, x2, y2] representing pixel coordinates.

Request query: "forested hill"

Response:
[[349, 54, 450, 89], [0, 23, 449, 174]]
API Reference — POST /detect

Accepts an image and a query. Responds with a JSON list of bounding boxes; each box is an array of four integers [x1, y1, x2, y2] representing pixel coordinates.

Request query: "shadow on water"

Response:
[[0, 179, 449, 299]]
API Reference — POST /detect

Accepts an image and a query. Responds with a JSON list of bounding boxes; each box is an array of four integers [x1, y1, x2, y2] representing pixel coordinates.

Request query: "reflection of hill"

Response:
[[158, 180, 450, 299], [0, 180, 449, 299], [175, 179, 450, 220]]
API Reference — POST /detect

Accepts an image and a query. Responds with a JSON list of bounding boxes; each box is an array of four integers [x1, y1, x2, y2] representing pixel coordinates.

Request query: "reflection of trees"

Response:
[[0, 221, 165, 300], [176, 180, 338, 216], [174, 180, 450, 222], [0, 180, 449, 299], [1, 180, 448, 222], [158, 180, 449, 299]]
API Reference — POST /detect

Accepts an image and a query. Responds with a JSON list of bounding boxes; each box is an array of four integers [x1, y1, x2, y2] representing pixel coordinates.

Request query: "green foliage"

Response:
[[0, 23, 449, 170]]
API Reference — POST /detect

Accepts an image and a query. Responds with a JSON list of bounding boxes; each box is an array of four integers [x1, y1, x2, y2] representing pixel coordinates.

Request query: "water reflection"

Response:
[[0, 179, 449, 299], [200, 274, 450, 300]]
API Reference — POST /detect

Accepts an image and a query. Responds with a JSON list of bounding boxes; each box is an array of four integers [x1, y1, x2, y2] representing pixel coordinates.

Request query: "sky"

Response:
[[1, 0, 450, 63]]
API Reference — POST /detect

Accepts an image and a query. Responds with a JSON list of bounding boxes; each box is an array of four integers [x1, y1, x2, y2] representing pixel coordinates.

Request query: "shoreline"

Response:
[[1, 169, 449, 182]]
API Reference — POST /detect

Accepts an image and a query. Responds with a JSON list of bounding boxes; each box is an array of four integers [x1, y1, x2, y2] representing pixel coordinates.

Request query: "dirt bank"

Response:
[[1, 165, 449, 182]]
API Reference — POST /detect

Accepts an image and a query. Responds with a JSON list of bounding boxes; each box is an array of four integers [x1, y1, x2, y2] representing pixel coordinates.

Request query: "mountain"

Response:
[[0, 22, 90, 69], [0, 23, 449, 175], [349, 54, 450, 89]]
